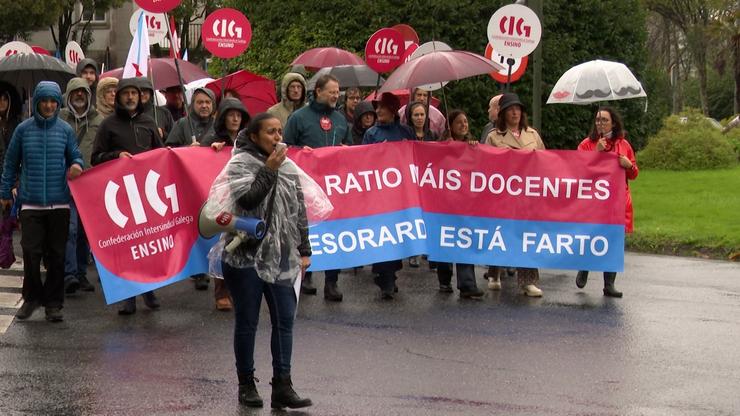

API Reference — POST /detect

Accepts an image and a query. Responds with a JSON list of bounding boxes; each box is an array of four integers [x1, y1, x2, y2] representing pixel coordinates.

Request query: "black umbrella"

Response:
[[0, 53, 75, 96], [307, 65, 385, 90]]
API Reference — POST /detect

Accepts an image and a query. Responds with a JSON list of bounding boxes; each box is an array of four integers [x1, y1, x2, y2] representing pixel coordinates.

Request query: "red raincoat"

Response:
[[577, 136, 638, 233]]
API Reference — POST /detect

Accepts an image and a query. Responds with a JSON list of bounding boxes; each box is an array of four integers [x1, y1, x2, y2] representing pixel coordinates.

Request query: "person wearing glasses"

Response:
[[342, 87, 362, 125], [574, 107, 638, 297]]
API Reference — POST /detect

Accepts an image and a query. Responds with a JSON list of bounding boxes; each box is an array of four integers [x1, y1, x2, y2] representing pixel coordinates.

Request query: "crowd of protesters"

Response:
[[0, 59, 638, 410]]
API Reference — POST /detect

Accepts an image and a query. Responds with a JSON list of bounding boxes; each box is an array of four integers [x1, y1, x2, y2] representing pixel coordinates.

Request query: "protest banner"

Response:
[[70, 148, 230, 304], [72, 143, 624, 304]]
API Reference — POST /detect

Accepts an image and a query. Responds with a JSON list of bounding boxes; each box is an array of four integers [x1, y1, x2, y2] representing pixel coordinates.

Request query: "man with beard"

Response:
[[163, 86, 187, 122], [91, 78, 164, 315], [165, 87, 216, 148], [163, 86, 216, 290], [283, 74, 350, 302], [59, 77, 104, 294], [267, 72, 307, 127]]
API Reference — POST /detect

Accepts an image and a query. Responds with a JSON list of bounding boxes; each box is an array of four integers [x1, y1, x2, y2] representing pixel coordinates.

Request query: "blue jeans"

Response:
[[223, 262, 296, 378], [64, 203, 89, 283]]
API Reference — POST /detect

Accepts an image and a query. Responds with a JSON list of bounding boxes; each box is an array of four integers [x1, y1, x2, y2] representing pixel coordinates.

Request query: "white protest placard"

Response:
[[487, 4, 542, 58]]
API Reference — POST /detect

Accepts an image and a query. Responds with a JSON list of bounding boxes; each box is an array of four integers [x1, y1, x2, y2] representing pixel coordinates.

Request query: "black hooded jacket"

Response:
[[91, 78, 163, 166], [201, 98, 250, 147], [0, 82, 22, 162], [75, 58, 99, 105], [351, 101, 376, 145], [135, 77, 175, 141]]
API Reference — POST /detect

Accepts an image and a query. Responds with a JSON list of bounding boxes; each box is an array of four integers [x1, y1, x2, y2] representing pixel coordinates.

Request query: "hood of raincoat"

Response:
[[114, 78, 144, 119], [75, 58, 99, 83], [32, 81, 62, 125], [213, 97, 250, 142], [279, 72, 307, 109], [64, 77, 94, 119], [96, 77, 119, 116]]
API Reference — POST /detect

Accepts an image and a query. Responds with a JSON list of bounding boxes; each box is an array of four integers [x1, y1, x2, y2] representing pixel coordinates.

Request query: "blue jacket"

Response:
[[0, 81, 84, 205], [283, 99, 351, 148], [362, 120, 415, 144]]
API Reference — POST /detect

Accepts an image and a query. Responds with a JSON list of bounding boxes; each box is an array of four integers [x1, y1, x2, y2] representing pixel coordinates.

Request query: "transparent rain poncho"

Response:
[[204, 151, 333, 286]]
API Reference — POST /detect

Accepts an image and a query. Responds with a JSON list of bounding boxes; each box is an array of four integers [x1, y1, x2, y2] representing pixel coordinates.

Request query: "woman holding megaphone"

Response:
[[203, 113, 332, 410]]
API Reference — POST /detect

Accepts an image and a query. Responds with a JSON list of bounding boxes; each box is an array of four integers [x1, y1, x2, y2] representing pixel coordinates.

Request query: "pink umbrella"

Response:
[[100, 58, 209, 90], [378, 51, 504, 93], [206, 70, 278, 115], [291, 47, 365, 71]]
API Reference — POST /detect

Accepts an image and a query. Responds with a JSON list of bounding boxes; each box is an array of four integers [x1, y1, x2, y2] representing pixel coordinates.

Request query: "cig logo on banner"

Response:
[[104, 170, 179, 228]]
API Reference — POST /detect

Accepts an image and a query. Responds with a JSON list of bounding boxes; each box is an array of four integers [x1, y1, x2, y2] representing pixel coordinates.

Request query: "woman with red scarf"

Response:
[[575, 106, 638, 297]]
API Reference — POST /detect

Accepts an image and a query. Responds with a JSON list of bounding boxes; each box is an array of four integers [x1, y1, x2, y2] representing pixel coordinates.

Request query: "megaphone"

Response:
[[198, 203, 266, 240]]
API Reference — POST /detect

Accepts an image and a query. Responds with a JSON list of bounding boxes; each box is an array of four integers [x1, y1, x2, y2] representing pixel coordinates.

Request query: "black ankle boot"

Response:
[[238, 376, 263, 407], [576, 271, 589, 288], [301, 275, 317, 295], [603, 272, 623, 298], [324, 281, 343, 302], [271, 375, 312, 409]]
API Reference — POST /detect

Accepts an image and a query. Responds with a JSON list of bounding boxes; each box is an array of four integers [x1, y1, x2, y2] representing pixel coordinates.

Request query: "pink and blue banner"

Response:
[[70, 148, 230, 304], [71, 142, 625, 304], [291, 141, 625, 272]]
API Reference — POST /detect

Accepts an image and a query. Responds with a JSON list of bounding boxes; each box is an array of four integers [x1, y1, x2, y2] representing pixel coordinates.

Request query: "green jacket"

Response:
[[267, 72, 307, 127], [283, 99, 351, 148], [59, 77, 103, 169]]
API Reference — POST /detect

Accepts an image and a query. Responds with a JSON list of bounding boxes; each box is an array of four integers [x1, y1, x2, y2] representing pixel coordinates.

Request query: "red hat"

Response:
[[372, 92, 401, 114]]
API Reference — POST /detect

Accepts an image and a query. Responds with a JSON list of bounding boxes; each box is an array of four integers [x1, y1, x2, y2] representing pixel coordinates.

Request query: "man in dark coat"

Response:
[[283, 74, 351, 301], [76, 58, 100, 105], [91, 78, 164, 315], [165, 87, 216, 147]]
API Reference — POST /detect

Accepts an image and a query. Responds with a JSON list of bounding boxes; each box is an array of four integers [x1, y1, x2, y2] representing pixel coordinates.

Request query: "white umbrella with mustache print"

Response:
[[547, 59, 646, 105]]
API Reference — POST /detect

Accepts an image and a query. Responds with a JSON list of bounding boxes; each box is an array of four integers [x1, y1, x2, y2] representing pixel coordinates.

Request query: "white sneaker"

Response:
[[521, 284, 543, 297], [487, 276, 501, 290]]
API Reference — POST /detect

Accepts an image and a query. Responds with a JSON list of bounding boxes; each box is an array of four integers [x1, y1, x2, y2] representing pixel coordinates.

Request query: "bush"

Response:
[[638, 109, 737, 170], [720, 115, 740, 160]]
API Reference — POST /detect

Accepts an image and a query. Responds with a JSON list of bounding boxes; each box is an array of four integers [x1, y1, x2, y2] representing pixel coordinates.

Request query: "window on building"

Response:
[[81, 6, 107, 23]]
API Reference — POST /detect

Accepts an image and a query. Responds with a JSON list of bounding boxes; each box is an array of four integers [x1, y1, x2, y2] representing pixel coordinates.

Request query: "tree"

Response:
[[220, 0, 658, 150], [169, 0, 221, 56], [646, 0, 736, 116], [48, 0, 125, 55], [0, 0, 62, 43]]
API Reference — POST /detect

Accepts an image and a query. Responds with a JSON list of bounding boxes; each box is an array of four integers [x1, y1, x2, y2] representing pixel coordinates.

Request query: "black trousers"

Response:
[[20, 209, 70, 308]]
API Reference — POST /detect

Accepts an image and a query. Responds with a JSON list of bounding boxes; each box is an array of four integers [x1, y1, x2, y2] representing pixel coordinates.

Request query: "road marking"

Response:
[[0, 275, 22, 289], [0, 292, 22, 308], [0, 315, 13, 334]]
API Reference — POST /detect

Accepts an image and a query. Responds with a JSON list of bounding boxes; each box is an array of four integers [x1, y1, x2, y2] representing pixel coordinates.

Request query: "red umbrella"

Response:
[[205, 70, 278, 115], [364, 89, 441, 108], [31, 46, 51, 56], [378, 51, 504, 93], [291, 47, 365, 71], [99, 58, 209, 90]]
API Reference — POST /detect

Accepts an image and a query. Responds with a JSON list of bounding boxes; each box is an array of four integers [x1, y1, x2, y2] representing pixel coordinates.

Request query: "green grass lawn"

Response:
[[628, 166, 740, 259]]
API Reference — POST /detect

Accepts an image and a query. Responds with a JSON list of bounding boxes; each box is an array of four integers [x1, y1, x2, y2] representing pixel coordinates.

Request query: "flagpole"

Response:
[[148, 58, 159, 126], [164, 13, 197, 145]]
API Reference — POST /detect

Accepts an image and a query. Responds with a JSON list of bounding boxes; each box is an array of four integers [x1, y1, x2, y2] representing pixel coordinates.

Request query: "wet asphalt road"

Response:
[[0, 252, 739, 416]]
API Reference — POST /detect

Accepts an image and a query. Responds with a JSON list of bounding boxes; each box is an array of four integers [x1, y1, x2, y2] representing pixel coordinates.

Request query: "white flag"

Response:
[[123, 11, 150, 78]]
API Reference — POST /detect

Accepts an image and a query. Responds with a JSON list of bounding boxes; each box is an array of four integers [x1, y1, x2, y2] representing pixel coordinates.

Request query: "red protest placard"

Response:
[[202, 8, 252, 59], [135, 0, 181, 14], [365, 28, 406, 73]]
